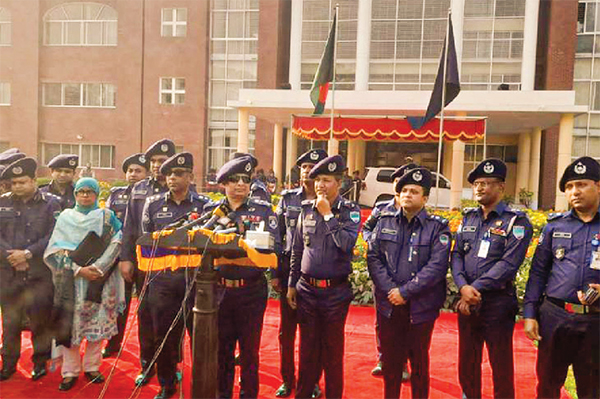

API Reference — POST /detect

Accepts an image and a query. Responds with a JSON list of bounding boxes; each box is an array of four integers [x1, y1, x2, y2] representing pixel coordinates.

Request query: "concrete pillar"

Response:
[[450, 0, 465, 74], [450, 140, 465, 210], [442, 142, 453, 178], [273, 123, 283, 188], [529, 127, 542, 209], [555, 114, 574, 210], [355, 0, 372, 90], [355, 141, 366, 173], [347, 140, 357, 174], [237, 108, 249, 153], [328, 139, 339, 156], [285, 131, 298, 183], [521, 0, 540, 90], [289, 0, 303, 89], [515, 131, 532, 200]]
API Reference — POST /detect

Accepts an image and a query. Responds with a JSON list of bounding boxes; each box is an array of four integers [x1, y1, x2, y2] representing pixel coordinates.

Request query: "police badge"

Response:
[[483, 162, 494, 174], [512, 225, 525, 240], [574, 162, 586, 174], [350, 211, 361, 223], [268, 216, 278, 229], [555, 247, 565, 260], [328, 163, 337, 172], [310, 151, 319, 161]]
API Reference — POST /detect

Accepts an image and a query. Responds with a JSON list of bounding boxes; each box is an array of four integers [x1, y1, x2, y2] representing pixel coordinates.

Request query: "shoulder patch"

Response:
[[428, 214, 449, 225], [249, 198, 271, 208], [110, 186, 126, 193], [349, 210, 361, 223], [462, 207, 477, 215], [301, 199, 315, 206]]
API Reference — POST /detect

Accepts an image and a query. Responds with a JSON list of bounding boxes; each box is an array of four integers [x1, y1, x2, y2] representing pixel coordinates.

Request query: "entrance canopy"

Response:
[[292, 115, 486, 142]]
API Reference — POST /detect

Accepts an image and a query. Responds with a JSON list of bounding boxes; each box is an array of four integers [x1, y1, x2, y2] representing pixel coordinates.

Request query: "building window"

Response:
[[465, 144, 518, 165], [44, 2, 117, 46], [40, 143, 115, 169], [0, 7, 11, 45], [159, 78, 185, 104], [0, 82, 10, 105], [43, 83, 116, 107], [162, 8, 187, 37]]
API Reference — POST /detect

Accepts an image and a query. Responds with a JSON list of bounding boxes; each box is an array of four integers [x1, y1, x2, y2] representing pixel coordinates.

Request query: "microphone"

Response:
[[200, 205, 229, 230], [164, 211, 195, 229]]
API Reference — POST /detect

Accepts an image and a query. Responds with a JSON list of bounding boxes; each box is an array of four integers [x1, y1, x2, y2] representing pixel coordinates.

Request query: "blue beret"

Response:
[[217, 155, 255, 183], [145, 139, 176, 159], [395, 167, 432, 192], [1, 157, 37, 180], [0, 149, 26, 166], [48, 154, 78, 170], [122, 153, 148, 173], [559, 156, 600, 192], [467, 158, 506, 184], [390, 163, 419, 180], [296, 149, 328, 167], [159, 152, 193, 175], [308, 155, 346, 179]]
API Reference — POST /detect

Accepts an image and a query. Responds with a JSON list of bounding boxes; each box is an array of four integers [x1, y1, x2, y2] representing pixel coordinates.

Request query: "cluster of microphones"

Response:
[[163, 204, 243, 235]]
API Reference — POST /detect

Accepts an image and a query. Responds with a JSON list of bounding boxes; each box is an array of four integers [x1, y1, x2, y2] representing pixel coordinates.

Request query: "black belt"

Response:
[[546, 297, 599, 315], [219, 276, 261, 288], [301, 273, 348, 288]]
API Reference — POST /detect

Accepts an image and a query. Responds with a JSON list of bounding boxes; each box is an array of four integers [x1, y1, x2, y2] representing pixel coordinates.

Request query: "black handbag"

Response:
[[51, 267, 75, 348]]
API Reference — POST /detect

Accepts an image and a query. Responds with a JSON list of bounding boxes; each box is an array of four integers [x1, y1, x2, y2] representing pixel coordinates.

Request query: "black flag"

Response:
[[408, 16, 460, 130]]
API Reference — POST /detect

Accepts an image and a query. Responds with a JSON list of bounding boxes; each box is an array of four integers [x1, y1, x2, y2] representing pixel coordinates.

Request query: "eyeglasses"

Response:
[[226, 174, 251, 184], [168, 169, 189, 177], [471, 180, 501, 189], [76, 189, 96, 196]]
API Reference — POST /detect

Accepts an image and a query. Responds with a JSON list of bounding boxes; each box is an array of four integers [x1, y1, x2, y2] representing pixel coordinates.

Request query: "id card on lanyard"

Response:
[[478, 230, 491, 259]]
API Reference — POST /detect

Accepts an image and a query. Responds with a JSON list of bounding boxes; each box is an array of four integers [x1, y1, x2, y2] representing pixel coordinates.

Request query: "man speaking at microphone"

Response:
[[141, 152, 210, 399], [204, 155, 281, 399]]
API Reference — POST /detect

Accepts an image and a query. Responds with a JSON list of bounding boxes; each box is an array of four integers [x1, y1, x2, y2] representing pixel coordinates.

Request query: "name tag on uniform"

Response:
[[463, 226, 477, 233], [156, 212, 173, 219], [591, 251, 600, 270], [381, 228, 397, 235], [553, 232, 572, 239], [288, 206, 302, 212], [114, 199, 128, 205], [304, 220, 317, 227], [478, 240, 490, 258]]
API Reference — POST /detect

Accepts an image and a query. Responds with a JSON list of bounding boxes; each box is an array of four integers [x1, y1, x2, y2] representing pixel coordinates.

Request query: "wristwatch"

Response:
[[24, 249, 33, 260], [323, 213, 334, 222]]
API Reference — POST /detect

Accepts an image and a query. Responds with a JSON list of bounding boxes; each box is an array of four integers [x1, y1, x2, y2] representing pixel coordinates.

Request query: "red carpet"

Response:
[[1, 299, 571, 398]]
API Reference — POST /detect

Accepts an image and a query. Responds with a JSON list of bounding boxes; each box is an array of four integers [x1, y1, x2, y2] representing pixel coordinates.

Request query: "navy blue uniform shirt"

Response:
[[142, 190, 210, 233], [523, 208, 600, 319], [289, 196, 361, 287], [452, 201, 533, 292], [106, 185, 132, 223], [250, 179, 271, 203], [362, 200, 391, 242], [0, 190, 61, 277], [203, 197, 281, 280], [274, 187, 308, 279], [367, 204, 451, 323], [39, 181, 75, 210]]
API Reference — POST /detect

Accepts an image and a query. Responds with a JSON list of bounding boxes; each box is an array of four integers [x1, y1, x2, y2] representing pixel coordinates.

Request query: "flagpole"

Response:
[[328, 4, 339, 155], [435, 9, 451, 210]]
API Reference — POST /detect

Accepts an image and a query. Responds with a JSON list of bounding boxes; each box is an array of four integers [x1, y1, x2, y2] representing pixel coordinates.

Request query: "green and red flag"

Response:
[[310, 11, 337, 115]]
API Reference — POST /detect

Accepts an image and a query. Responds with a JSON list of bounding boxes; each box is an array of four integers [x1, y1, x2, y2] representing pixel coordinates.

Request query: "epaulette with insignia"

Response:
[[301, 199, 315, 206], [40, 191, 60, 202], [374, 200, 391, 209], [110, 186, 126, 193], [547, 212, 564, 221], [146, 194, 162, 203], [249, 198, 271, 207], [342, 200, 358, 208], [281, 188, 300, 197], [462, 207, 477, 215], [428, 214, 449, 225]]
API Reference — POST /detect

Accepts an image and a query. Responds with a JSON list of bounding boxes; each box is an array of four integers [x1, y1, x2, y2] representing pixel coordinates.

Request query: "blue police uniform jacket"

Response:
[[451, 201, 533, 293], [0, 190, 61, 278], [203, 197, 281, 280], [142, 190, 210, 237], [106, 185, 132, 223], [289, 196, 361, 287], [274, 188, 307, 279], [250, 179, 271, 203], [367, 205, 451, 323], [361, 199, 391, 242], [121, 177, 170, 262], [523, 207, 600, 319], [39, 181, 75, 210]]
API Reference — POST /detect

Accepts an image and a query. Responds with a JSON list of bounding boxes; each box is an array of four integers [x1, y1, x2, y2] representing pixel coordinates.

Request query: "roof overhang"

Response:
[[229, 89, 588, 135]]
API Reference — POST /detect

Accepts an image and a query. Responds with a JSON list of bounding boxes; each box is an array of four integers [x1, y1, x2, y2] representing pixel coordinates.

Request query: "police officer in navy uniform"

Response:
[[119, 138, 176, 386], [0, 158, 61, 382], [287, 155, 361, 399], [142, 152, 210, 399], [523, 156, 600, 399], [363, 162, 416, 378], [102, 153, 149, 358], [452, 158, 533, 399], [39, 154, 78, 210], [0, 149, 26, 195], [205, 155, 280, 399], [367, 167, 450, 398], [273, 149, 327, 398], [229, 152, 271, 203]]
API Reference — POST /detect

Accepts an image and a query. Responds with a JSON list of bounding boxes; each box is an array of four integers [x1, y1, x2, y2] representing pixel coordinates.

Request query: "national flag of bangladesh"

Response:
[[310, 12, 337, 115]]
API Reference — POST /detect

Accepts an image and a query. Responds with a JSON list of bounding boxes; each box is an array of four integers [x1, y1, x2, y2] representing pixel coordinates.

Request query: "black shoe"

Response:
[[135, 366, 156, 386], [31, 364, 47, 381], [84, 371, 105, 383], [311, 384, 322, 398], [102, 347, 118, 359], [154, 385, 177, 399], [59, 377, 78, 391], [0, 367, 16, 381], [371, 361, 383, 377], [275, 382, 294, 397]]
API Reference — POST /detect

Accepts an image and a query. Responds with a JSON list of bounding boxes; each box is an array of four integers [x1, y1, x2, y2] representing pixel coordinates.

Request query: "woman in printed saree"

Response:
[[44, 178, 125, 391]]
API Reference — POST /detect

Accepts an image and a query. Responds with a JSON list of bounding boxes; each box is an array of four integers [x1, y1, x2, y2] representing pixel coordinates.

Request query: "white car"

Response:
[[359, 167, 452, 209]]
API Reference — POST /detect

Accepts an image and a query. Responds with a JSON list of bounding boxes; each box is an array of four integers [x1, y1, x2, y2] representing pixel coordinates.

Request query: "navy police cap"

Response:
[[230, 152, 259, 169], [296, 149, 328, 167], [159, 152, 194, 176], [0, 149, 26, 166], [217, 155, 256, 183], [145, 139, 176, 159], [559, 156, 600, 192], [390, 163, 419, 180], [1, 157, 37, 180], [395, 167, 432, 193], [48, 154, 78, 170], [467, 158, 506, 184], [308, 155, 346, 179], [122, 153, 149, 173]]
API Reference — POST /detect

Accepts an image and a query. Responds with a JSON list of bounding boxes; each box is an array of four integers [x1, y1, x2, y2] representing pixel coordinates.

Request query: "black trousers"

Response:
[[136, 268, 158, 369], [147, 269, 194, 388], [218, 277, 268, 399], [296, 277, 352, 399], [536, 298, 599, 399], [105, 277, 133, 353], [278, 256, 298, 386], [0, 270, 54, 369], [458, 290, 518, 399], [379, 306, 435, 399]]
